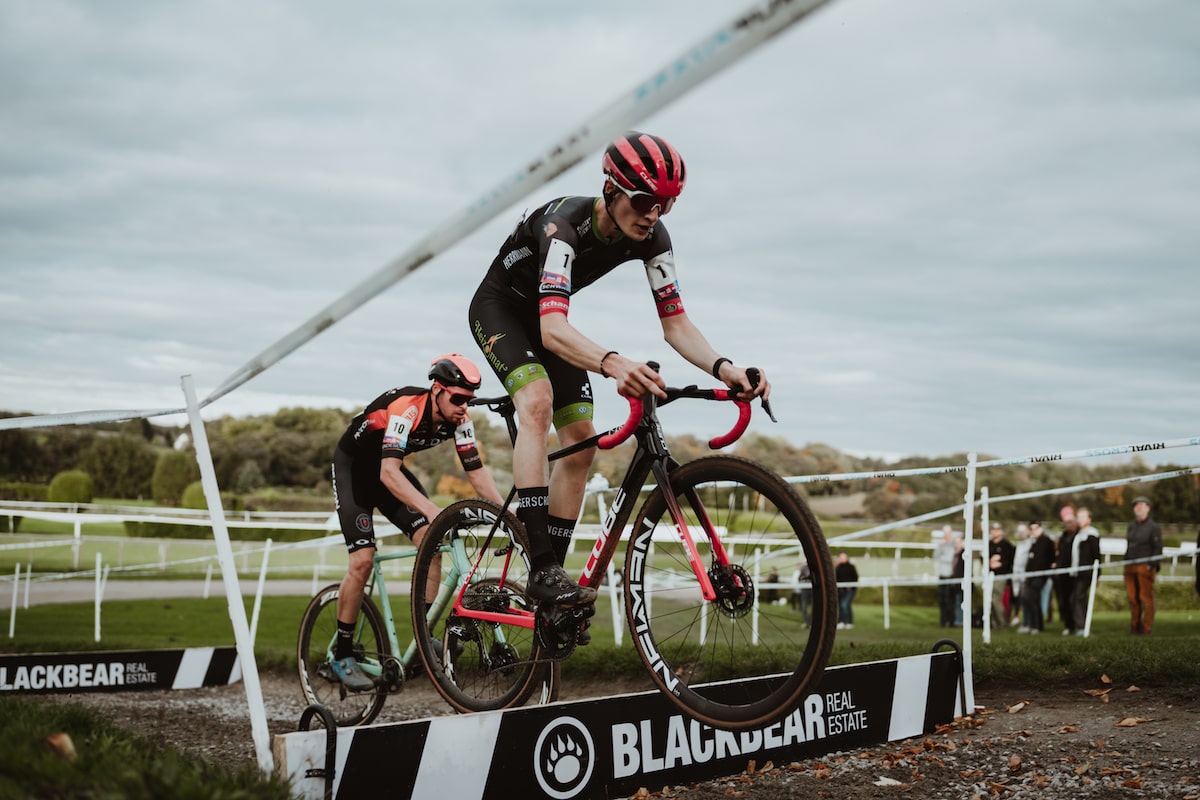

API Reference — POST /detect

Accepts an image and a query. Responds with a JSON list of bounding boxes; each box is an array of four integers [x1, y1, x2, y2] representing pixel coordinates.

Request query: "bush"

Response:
[[180, 481, 207, 509], [151, 451, 199, 505], [46, 470, 94, 504], [0, 481, 47, 502]]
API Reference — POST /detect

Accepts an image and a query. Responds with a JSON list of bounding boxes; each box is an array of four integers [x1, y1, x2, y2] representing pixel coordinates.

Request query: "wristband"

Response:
[[711, 357, 732, 380], [599, 350, 619, 378]]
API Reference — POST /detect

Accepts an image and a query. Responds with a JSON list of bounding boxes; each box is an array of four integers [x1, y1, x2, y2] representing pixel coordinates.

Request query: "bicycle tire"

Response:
[[296, 583, 391, 727], [411, 498, 549, 713], [623, 455, 837, 731]]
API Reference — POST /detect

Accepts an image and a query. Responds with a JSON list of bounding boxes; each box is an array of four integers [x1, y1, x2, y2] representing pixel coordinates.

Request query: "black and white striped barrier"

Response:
[[0, 646, 239, 694], [275, 650, 962, 800]]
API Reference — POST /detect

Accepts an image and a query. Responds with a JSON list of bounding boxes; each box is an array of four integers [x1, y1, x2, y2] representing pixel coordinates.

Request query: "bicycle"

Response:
[[411, 365, 838, 732], [295, 507, 557, 727]]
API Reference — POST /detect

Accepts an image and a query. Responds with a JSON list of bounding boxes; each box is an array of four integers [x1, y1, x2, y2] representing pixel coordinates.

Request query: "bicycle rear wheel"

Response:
[[623, 455, 837, 731], [296, 584, 391, 727], [411, 499, 550, 713]]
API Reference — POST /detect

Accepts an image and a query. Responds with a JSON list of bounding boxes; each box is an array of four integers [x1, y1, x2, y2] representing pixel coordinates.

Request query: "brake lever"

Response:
[[745, 367, 777, 423]]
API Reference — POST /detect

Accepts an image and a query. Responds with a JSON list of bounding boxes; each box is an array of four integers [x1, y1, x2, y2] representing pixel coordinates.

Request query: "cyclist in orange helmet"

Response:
[[469, 131, 771, 614], [328, 353, 504, 690]]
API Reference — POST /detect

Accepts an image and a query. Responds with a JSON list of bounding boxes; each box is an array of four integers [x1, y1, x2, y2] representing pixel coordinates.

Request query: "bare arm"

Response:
[[465, 466, 505, 507], [379, 458, 441, 522], [660, 312, 771, 401], [541, 312, 667, 399]]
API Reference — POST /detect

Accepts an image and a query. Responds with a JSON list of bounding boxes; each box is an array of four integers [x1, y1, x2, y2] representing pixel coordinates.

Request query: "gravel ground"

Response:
[[26, 670, 1200, 799]]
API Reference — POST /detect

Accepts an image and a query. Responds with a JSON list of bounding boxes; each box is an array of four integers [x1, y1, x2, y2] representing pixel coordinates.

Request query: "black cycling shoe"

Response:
[[527, 563, 597, 607]]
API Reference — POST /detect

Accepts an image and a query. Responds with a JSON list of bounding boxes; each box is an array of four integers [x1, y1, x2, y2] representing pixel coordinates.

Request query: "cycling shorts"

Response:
[[332, 448, 430, 552], [468, 285, 594, 429]]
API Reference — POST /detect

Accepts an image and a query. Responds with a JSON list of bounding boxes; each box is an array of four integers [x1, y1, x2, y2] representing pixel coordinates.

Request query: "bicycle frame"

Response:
[[449, 384, 752, 633]]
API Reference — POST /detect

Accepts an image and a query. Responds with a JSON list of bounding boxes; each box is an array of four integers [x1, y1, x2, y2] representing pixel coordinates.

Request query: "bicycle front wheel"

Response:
[[623, 455, 837, 731], [297, 584, 392, 726], [412, 499, 549, 713]]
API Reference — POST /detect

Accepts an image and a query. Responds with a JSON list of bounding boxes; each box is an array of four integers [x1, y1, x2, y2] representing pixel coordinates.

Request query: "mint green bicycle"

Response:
[[295, 504, 555, 726]]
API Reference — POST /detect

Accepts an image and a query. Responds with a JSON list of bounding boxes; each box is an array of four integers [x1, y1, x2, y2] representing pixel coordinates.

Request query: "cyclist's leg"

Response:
[[378, 464, 437, 603], [470, 298, 593, 605], [331, 451, 380, 691]]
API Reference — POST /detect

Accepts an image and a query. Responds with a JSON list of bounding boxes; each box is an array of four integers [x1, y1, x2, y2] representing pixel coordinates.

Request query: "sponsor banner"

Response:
[[0, 646, 240, 694], [277, 651, 962, 800]]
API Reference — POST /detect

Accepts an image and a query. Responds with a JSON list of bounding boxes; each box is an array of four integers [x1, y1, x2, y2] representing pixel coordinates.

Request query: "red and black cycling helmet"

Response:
[[602, 131, 687, 197], [428, 353, 482, 393]]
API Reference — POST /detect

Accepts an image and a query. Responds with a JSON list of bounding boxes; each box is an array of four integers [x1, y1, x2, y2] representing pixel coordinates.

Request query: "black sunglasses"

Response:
[[444, 392, 472, 407]]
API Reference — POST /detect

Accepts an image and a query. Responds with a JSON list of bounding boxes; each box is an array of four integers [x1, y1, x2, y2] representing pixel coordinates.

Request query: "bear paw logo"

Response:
[[534, 716, 595, 799], [546, 734, 584, 783]]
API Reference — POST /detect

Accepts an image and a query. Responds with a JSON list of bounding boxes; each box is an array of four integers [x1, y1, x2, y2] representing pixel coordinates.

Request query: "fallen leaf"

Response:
[[746, 760, 757, 775], [1075, 762, 1091, 775], [1122, 777, 1144, 789], [1115, 717, 1152, 727], [1007, 701, 1027, 714], [988, 780, 1012, 794], [960, 769, 984, 779], [43, 732, 77, 762], [1031, 774, 1050, 788], [1100, 674, 1112, 684], [1007, 755, 1022, 772], [1083, 688, 1112, 697], [1058, 725, 1080, 733], [1126, 684, 1140, 692], [874, 777, 904, 786]]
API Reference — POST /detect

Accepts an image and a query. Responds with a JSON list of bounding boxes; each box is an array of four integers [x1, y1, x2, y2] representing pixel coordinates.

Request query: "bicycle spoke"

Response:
[[625, 455, 836, 731]]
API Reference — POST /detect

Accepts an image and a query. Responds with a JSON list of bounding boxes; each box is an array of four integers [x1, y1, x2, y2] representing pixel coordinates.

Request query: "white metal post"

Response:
[[181, 374, 273, 774], [960, 452, 978, 713], [250, 538, 272, 644], [8, 564, 18, 638], [94, 552, 102, 642]]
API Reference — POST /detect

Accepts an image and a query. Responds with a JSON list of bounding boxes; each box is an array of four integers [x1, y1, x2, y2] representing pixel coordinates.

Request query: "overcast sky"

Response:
[[2, 0, 1197, 468]]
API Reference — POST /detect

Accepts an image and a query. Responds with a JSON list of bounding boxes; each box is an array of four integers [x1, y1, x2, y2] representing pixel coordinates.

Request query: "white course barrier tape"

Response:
[[202, 0, 837, 407]]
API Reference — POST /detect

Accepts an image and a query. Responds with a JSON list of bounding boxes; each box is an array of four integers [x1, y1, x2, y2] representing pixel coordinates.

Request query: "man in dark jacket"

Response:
[[987, 522, 1016, 628], [1021, 521, 1056, 634], [1053, 510, 1080, 634], [835, 552, 859, 629], [1124, 496, 1163, 635]]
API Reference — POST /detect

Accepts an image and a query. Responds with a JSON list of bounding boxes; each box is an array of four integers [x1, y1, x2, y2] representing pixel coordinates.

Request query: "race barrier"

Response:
[[0, 646, 239, 695], [274, 648, 963, 800]]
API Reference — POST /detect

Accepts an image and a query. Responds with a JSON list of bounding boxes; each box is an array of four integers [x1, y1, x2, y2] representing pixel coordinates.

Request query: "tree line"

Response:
[[1, 408, 1196, 534]]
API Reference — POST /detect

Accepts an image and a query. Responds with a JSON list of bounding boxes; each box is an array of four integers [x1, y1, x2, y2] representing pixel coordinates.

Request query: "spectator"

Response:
[[1011, 523, 1032, 629], [835, 552, 859, 630], [1053, 508, 1080, 635], [1020, 521, 1055, 634], [762, 567, 781, 605], [1124, 496, 1163, 635], [951, 535, 966, 627], [987, 522, 1015, 629], [790, 561, 813, 625], [1195, 528, 1200, 600], [1069, 507, 1102, 637], [934, 524, 959, 627]]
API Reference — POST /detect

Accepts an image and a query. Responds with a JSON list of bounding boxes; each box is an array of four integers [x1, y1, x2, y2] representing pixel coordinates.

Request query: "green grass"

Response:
[[0, 695, 296, 799]]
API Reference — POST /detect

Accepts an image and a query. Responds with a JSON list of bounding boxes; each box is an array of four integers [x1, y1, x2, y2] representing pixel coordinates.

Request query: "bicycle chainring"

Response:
[[535, 602, 595, 660], [708, 564, 754, 618]]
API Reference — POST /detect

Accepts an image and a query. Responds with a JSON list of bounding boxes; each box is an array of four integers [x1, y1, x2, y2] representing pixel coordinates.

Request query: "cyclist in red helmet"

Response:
[[327, 353, 504, 691], [469, 131, 771, 613]]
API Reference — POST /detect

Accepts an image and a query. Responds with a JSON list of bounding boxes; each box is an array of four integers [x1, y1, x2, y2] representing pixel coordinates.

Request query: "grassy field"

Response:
[[4, 590, 1198, 688]]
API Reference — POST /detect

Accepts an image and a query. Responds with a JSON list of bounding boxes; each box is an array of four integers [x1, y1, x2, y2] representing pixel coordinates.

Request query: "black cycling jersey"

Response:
[[469, 195, 686, 426], [333, 387, 482, 552]]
